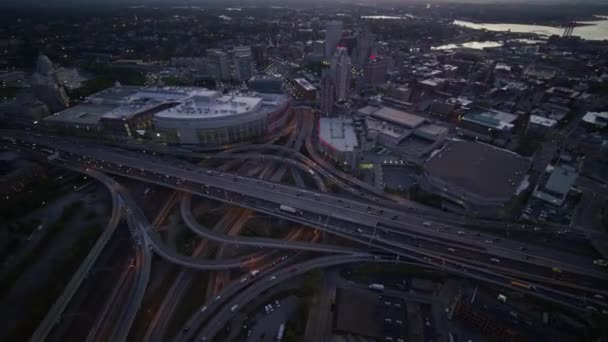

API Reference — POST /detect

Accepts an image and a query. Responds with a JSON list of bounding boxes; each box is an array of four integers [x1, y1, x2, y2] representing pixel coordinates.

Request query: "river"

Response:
[[453, 15, 608, 41]]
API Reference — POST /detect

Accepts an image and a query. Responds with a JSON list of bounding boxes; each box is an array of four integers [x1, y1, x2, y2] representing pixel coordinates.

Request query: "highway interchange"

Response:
[[3, 114, 608, 341]]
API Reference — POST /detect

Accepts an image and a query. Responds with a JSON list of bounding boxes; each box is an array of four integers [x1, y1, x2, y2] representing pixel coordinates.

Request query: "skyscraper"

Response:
[[330, 46, 351, 101], [320, 70, 335, 116], [324, 20, 343, 59], [354, 30, 376, 67]]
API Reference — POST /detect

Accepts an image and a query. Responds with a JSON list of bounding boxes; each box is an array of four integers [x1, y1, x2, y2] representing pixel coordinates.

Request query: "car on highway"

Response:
[[200, 306, 207, 313], [490, 258, 500, 263], [214, 295, 222, 302], [594, 259, 608, 267], [269, 275, 277, 281]]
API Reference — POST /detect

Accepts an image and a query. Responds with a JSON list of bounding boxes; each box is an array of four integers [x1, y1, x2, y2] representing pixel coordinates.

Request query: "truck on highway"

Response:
[[230, 305, 239, 312], [510, 281, 532, 290], [369, 283, 385, 292], [279, 205, 298, 214], [277, 323, 285, 341]]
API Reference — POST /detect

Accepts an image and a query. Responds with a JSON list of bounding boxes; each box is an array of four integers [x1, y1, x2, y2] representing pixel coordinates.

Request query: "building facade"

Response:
[[331, 46, 351, 102], [324, 21, 343, 59]]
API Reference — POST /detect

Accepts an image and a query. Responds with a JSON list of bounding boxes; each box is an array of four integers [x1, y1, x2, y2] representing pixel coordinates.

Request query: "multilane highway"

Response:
[[15, 137, 608, 313], [7, 131, 608, 337]]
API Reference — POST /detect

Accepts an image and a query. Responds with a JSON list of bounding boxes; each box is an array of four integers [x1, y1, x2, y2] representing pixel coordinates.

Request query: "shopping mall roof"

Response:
[[425, 140, 531, 200]]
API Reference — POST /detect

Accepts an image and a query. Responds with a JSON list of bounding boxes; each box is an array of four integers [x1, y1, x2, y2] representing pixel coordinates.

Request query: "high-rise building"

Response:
[[330, 46, 351, 101], [206, 49, 230, 81], [207, 46, 254, 82], [312, 40, 325, 55], [320, 70, 335, 115], [354, 30, 376, 67], [232, 47, 254, 81], [324, 20, 343, 59], [251, 44, 267, 69], [364, 57, 390, 87]]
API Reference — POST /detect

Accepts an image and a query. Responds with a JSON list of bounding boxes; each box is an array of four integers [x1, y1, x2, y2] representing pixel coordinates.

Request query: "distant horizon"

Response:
[[1, 0, 608, 6]]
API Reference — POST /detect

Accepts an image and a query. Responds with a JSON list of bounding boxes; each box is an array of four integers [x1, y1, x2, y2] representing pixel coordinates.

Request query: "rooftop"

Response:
[[44, 104, 119, 125], [319, 117, 358, 152], [372, 106, 425, 129], [425, 141, 531, 200], [293, 77, 316, 91], [155, 93, 265, 119], [463, 110, 517, 131], [530, 115, 557, 127], [534, 164, 578, 205], [582, 112, 608, 128], [356, 105, 380, 116]]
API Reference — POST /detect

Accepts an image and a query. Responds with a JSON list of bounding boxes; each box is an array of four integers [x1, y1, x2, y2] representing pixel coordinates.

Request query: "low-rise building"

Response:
[[457, 109, 520, 146], [533, 164, 578, 207], [285, 77, 316, 101], [582, 111, 608, 130], [527, 115, 557, 137], [318, 116, 359, 168], [363, 106, 448, 162]]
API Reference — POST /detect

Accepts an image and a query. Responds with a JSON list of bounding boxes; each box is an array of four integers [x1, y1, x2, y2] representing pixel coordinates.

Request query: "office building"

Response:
[[207, 46, 254, 82], [248, 75, 283, 94], [331, 46, 351, 101], [364, 57, 390, 87], [354, 30, 376, 67], [320, 70, 335, 115], [206, 49, 230, 81], [324, 20, 343, 59]]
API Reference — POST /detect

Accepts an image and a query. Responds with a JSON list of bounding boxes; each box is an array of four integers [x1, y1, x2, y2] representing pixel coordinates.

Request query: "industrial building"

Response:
[[359, 106, 448, 162], [421, 140, 531, 217]]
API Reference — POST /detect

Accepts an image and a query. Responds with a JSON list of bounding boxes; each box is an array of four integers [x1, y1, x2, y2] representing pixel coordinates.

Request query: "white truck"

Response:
[[369, 283, 385, 292], [279, 205, 298, 214]]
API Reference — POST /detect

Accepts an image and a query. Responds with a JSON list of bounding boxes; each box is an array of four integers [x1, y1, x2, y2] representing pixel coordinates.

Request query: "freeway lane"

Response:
[[180, 195, 355, 254]]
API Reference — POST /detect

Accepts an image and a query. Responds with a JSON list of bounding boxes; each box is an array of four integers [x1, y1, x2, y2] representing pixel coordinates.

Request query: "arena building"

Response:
[[43, 85, 291, 147], [420, 140, 531, 217], [153, 91, 291, 146]]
